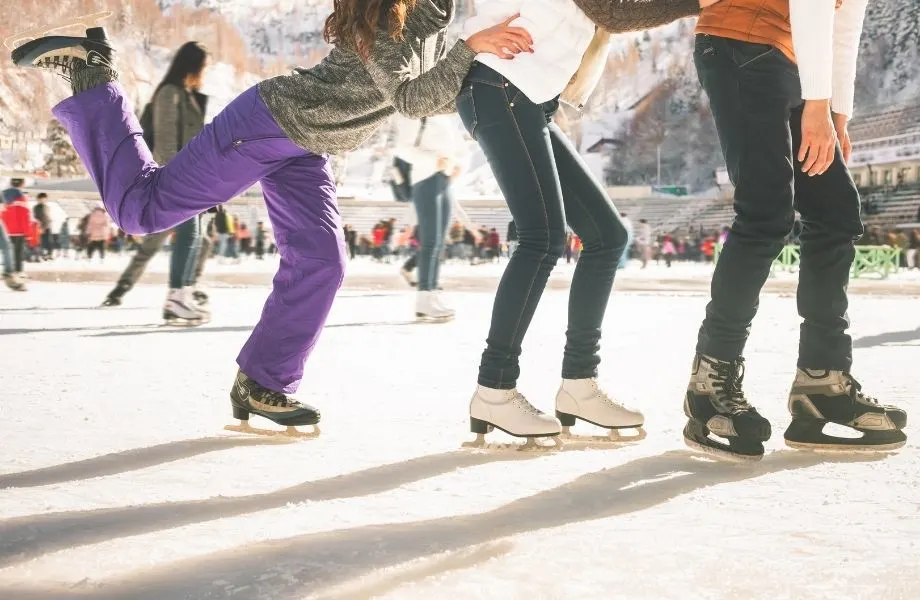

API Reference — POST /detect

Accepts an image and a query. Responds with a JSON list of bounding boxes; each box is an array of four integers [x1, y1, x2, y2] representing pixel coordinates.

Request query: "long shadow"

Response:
[[0, 324, 161, 336], [0, 436, 291, 490], [0, 450, 884, 600], [853, 326, 920, 348], [0, 306, 148, 313], [0, 449, 542, 567], [88, 320, 421, 338]]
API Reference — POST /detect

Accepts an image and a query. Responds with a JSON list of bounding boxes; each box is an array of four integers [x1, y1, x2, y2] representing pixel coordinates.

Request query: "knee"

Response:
[[582, 215, 629, 255], [734, 208, 795, 242], [518, 226, 567, 259]]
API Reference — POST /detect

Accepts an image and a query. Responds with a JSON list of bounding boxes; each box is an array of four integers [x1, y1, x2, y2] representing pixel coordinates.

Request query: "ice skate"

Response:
[[683, 355, 772, 462], [9, 16, 116, 80], [3, 273, 26, 292], [784, 369, 907, 452], [399, 267, 416, 287], [431, 292, 456, 318], [555, 378, 646, 444], [415, 291, 453, 323], [163, 288, 207, 327], [462, 385, 562, 451], [226, 370, 321, 439], [101, 283, 128, 307]]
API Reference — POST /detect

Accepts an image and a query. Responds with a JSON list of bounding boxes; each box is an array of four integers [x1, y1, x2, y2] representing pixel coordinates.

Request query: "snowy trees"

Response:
[[43, 119, 83, 177]]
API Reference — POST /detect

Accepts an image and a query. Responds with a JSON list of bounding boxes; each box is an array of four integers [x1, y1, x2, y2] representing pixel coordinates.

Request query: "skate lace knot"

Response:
[[843, 373, 878, 405], [709, 359, 751, 413]]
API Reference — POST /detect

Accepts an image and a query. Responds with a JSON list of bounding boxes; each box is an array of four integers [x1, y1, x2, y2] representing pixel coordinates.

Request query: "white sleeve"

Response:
[[462, 0, 518, 39], [789, 0, 836, 101], [831, 0, 869, 117]]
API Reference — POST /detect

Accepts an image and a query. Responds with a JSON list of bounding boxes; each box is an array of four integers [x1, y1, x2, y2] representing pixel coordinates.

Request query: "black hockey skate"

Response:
[[226, 370, 321, 439], [10, 22, 114, 79], [192, 289, 209, 307], [683, 355, 772, 462], [784, 369, 907, 452], [101, 283, 128, 307]]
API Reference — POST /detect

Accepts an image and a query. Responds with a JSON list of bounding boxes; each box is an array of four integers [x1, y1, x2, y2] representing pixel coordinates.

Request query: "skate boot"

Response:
[[430, 292, 456, 319], [556, 378, 646, 443], [784, 369, 907, 452], [683, 355, 772, 462], [226, 369, 321, 438], [463, 385, 562, 450], [3, 273, 25, 291], [415, 291, 453, 322], [11, 24, 115, 81], [101, 282, 129, 307], [163, 288, 206, 326]]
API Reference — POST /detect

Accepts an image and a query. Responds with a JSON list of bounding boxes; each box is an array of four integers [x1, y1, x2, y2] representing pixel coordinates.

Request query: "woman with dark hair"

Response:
[[102, 42, 211, 325], [11, 1, 531, 434]]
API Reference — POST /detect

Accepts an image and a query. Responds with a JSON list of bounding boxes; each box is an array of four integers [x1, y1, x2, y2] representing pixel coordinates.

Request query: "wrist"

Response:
[[804, 99, 831, 110]]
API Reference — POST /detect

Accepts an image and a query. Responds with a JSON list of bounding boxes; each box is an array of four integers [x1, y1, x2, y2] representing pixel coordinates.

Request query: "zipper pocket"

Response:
[[232, 135, 287, 147]]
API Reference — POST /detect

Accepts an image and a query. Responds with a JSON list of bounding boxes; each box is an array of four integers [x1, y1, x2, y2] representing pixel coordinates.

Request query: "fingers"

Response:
[[800, 136, 835, 176], [841, 136, 853, 164], [501, 12, 520, 26]]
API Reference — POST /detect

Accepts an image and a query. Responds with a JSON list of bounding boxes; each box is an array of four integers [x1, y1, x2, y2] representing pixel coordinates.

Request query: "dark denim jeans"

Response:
[[412, 172, 452, 291], [457, 63, 627, 389], [694, 35, 864, 370]]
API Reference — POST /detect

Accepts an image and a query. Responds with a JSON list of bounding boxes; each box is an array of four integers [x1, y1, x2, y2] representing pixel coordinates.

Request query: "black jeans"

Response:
[[457, 63, 628, 389], [10, 235, 25, 272], [412, 172, 452, 291], [694, 35, 864, 370]]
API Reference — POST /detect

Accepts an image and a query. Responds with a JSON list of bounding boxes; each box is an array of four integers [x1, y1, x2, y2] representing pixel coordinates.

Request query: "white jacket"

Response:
[[462, 0, 597, 104], [393, 115, 469, 183]]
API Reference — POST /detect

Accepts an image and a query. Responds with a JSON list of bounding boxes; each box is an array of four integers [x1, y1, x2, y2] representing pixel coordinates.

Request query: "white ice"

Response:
[[0, 263, 917, 600]]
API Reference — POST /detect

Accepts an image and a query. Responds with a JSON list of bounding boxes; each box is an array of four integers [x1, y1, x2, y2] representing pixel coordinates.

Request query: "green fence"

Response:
[[714, 244, 901, 279]]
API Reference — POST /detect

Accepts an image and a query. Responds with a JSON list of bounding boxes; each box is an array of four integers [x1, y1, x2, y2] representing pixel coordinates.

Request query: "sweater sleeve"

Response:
[[789, 0, 836, 102], [572, 0, 700, 34], [152, 85, 182, 163], [365, 28, 476, 120], [831, 0, 869, 117]]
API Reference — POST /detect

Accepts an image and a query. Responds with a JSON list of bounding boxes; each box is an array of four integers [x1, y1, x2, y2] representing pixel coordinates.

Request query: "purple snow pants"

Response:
[[53, 83, 346, 394]]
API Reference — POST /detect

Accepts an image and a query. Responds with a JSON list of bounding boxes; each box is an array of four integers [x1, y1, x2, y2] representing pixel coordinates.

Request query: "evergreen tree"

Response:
[[43, 119, 83, 178]]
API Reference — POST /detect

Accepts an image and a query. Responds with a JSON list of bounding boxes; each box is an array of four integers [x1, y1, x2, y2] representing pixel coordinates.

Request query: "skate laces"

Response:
[[258, 388, 302, 409], [709, 359, 751, 412], [36, 55, 84, 82], [512, 392, 544, 416], [843, 373, 879, 405]]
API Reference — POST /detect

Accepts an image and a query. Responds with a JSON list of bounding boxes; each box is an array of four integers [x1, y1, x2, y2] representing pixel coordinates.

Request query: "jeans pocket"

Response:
[[456, 84, 478, 141], [727, 39, 776, 69]]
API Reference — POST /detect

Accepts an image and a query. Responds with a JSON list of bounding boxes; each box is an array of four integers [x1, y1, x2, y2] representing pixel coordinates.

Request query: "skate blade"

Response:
[[4, 12, 113, 50], [560, 426, 647, 446], [224, 421, 320, 439], [415, 314, 454, 324], [462, 433, 562, 452], [163, 316, 209, 327], [684, 437, 762, 464], [785, 439, 906, 453]]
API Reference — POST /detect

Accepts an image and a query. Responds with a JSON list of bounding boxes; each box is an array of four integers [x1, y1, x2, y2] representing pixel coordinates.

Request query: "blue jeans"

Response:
[[412, 173, 452, 291], [457, 63, 628, 389], [0, 222, 12, 275], [169, 217, 201, 289]]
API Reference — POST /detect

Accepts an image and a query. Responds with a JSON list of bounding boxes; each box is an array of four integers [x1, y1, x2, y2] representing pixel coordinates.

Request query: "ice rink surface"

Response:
[[0, 263, 917, 600]]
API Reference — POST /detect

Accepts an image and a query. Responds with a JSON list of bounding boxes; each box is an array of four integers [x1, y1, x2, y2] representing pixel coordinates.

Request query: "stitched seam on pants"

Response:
[[496, 98, 552, 386]]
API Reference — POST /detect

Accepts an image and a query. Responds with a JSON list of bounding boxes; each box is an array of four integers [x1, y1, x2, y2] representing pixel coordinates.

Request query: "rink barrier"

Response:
[[714, 243, 902, 279]]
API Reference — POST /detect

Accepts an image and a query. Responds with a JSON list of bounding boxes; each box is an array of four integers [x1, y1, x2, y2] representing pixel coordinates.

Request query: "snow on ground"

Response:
[[0, 276, 918, 600]]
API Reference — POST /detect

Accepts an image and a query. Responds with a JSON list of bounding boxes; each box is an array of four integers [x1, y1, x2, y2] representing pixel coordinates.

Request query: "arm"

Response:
[[572, 0, 700, 34], [831, 0, 869, 118], [364, 28, 476, 120], [152, 85, 182, 163], [789, 0, 836, 103]]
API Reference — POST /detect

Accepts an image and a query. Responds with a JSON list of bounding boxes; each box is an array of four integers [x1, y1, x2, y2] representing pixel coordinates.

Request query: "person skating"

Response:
[[0, 178, 27, 291], [0, 185, 31, 287], [10, 1, 531, 435], [393, 115, 474, 321], [682, 0, 906, 461], [102, 42, 212, 326], [457, 0, 701, 448]]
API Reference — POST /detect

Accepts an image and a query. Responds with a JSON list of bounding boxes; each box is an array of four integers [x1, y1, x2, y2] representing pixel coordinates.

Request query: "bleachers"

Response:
[[862, 185, 920, 228]]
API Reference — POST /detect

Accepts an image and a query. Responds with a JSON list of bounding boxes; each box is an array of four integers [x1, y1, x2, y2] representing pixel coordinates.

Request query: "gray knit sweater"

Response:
[[572, 0, 700, 33], [259, 0, 475, 156]]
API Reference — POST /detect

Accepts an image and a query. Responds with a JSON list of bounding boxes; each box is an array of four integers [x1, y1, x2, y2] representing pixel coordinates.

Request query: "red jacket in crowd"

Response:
[[1, 197, 31, 236]]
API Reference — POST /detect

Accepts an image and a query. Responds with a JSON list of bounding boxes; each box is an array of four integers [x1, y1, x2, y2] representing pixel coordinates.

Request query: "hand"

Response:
[[799, 100, 837, 177], [832, 111, 852, 164], [436, 156, 449, 171], [465, 13, 534, 59], [451, 165, 462, 179], [700, 0, 723, 7]]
